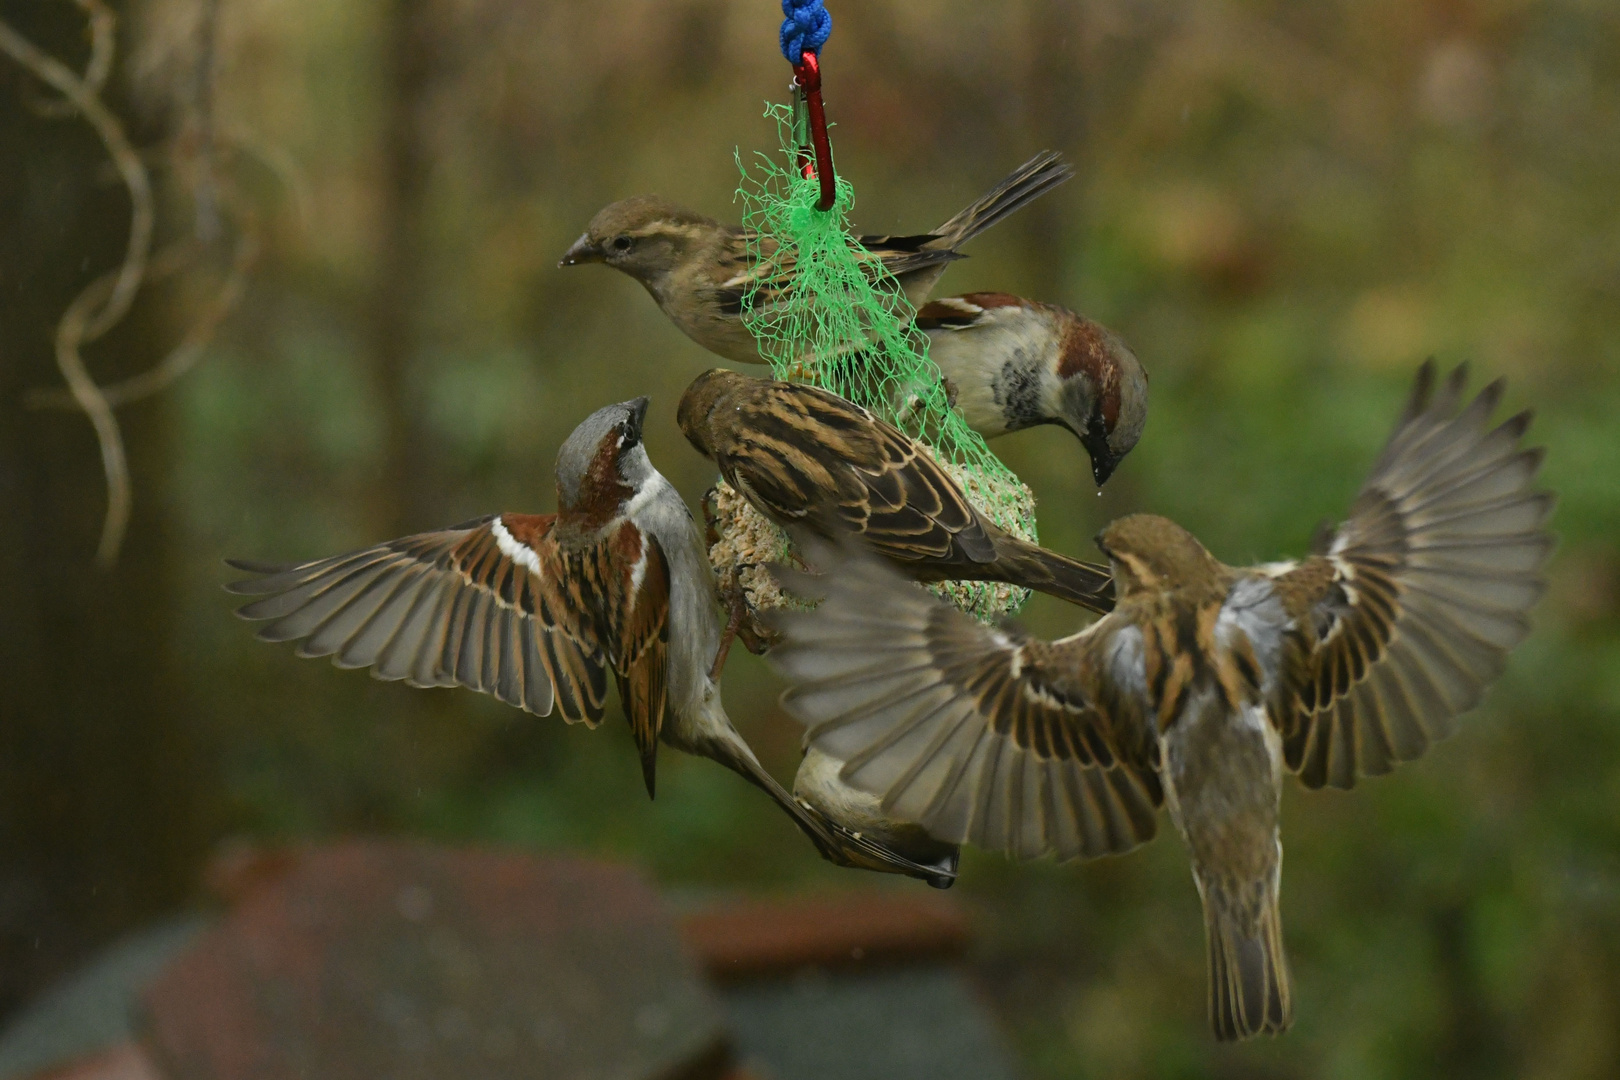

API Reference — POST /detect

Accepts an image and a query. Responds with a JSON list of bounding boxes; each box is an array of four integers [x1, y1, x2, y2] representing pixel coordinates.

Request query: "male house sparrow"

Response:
[[227, 398, 954, 888], [917, 293, 1149, 486], [676, 367, 1115, 615], [770, 363, 1553, 1039], [560, 152, 1074, 365]]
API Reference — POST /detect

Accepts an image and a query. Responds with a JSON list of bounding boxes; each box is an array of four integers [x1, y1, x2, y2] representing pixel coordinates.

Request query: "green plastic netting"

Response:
[[718, 100, 1038, 621]]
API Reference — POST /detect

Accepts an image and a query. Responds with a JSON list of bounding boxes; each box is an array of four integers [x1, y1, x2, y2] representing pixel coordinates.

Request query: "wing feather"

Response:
[[772, 550, 1160, 862], [1272, 363, 1553, 789], [228, 515, 606, 722]]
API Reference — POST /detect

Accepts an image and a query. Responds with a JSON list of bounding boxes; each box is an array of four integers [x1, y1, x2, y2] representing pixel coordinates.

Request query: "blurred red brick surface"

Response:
[[30, 1043, 161, 1080], [679, 894, 971, 983], [141, 842, 730, 1080]]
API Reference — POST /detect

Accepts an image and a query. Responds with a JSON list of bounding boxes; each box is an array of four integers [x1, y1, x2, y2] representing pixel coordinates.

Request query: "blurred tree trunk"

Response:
[[0, 4, 216, 1019], [368, 0, 440, 537]]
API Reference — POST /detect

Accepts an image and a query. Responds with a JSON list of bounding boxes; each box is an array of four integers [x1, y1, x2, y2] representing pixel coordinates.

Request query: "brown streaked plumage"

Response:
[[227, 398, 956, 889], [560, 153, 1074, 365], [771, 362, 1553, 1040], [915, 293, 1149, 485], [676, 367, 1115, 615]]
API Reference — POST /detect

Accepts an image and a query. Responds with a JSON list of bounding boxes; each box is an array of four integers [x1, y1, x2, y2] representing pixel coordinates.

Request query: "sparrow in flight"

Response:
[[227, 397, 954, 888], [770, 363, 1553, 1039], [916, 292, 1149, 486], [677, 367, 1116, 615], [559, 153, 1073, 365]]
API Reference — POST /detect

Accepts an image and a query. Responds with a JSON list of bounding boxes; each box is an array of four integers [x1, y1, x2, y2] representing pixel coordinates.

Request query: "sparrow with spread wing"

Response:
[[227, 397, 956, 888], [770, 363, 1553, 1039], [677, 367, 1115, 615], [917, 293, 1149, 486], [559, 152, 1073, 365]]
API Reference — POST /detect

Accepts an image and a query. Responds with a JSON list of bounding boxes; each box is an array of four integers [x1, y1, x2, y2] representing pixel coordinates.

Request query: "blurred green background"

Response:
[[2, 0, 1618, 1075]]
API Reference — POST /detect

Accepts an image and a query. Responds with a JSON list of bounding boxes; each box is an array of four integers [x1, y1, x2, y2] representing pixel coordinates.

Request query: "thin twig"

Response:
[[28, 0, 114, 118], [1, 10, 154, 566], [27, 224, 259, 411], [225, 123, 312, 233], [54, 279, 131, 567], [77, 0, 114, 99]]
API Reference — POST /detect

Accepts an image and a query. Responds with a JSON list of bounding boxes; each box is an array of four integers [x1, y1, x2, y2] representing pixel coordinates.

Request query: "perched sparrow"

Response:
[[677, 367, 1115, 615], [771, 363, 1552, 1040], [227, 398, 952, 888], [916, 293, 1149, 486], [560, 152, 1074, 365]]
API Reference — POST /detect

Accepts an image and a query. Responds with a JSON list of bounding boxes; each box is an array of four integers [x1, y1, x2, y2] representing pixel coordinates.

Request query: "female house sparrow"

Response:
[[916, 293, 1149, 486], [560, 152, 1074, 365], [770, 363, 1553, 1039], [676, 368, 1115, 615], [227, 398, 954, 889]]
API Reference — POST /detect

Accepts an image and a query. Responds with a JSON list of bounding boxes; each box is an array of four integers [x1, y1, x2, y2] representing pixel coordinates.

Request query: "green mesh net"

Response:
[[724, 100, 1038, 620]]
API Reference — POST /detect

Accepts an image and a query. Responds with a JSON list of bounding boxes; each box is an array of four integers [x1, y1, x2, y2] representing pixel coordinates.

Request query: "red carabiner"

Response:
[[791, 51, 836, 212]]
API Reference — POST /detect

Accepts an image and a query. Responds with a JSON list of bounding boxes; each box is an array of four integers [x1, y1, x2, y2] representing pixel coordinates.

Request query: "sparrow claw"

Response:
[[708, 580, 747, 682], [709, 566, 781, 681]]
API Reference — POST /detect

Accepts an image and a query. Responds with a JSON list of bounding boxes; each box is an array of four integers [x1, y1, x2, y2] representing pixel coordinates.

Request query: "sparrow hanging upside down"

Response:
[[917, 292, 1149, 486], [676, 367, 1116, 615], [227, 397, 957, 889], [560, 152, 1073, 365], [770, 363, 1553, 1039]]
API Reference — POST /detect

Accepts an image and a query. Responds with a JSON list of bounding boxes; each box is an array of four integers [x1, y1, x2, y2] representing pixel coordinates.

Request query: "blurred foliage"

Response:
[[6, 0, 1620, 1076]]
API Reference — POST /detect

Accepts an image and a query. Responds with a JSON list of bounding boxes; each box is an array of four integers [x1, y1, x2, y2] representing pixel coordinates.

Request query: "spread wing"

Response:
[[770, 546, 1161, 863], [714, 380, 1002, 570], [226, 514, 617, 724], [1268, 363, 1554, 789]]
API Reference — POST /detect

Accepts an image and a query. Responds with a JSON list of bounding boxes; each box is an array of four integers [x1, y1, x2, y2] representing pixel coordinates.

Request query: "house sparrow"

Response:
[[916, 293, 1149, 486], [770, 363, 1553, 1039], [226, 397, 953, 888], [676, 367, 1115, 615], [560, 152, 1074, 365], [792, 743, 960, 887]]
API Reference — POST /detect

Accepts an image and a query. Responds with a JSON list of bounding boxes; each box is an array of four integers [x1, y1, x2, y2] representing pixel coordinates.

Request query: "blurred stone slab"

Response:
[[679, 895, 970, 983], [141, 843, 730, 1080], [0, 920, 207, 1080], [722, 966, 1016, 1080]]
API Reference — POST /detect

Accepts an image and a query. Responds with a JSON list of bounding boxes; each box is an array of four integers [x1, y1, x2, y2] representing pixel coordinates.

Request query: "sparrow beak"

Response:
[[625, 395, 650, 441], [558, 232, 604, 267], [1079, 424, 1123, 487], [1091, 449, 1124, 487]]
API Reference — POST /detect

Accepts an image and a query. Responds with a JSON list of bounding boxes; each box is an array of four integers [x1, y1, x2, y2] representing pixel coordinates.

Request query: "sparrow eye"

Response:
[[611, 235, 633, 253]]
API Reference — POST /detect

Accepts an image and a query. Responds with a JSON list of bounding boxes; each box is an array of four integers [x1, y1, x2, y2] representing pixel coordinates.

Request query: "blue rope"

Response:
[[780, 0, 831, 63]]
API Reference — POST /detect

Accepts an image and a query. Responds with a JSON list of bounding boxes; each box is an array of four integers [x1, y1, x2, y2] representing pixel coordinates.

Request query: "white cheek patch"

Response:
[[623, 467, 671, 519], [491, 518, 542, 576]]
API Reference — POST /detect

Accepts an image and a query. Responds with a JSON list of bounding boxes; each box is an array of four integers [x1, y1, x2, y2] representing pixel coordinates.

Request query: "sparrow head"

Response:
[[675, 367, 748, 457], [1056, 318, 1149, 487], [559, 196, 719, 286], [555, 396, 654, 514], [1094, 513, 1220, 595]]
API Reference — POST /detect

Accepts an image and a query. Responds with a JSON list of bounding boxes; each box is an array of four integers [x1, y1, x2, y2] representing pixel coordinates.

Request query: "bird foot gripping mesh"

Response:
[[704, 32, 1040, 622]]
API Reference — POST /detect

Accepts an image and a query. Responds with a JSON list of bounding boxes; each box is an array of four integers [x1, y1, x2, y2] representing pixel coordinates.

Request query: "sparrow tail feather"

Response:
[[993, 543, 1115, 615], [1206, 888, 1292, 1041], [932, 151, 1074, 249]]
